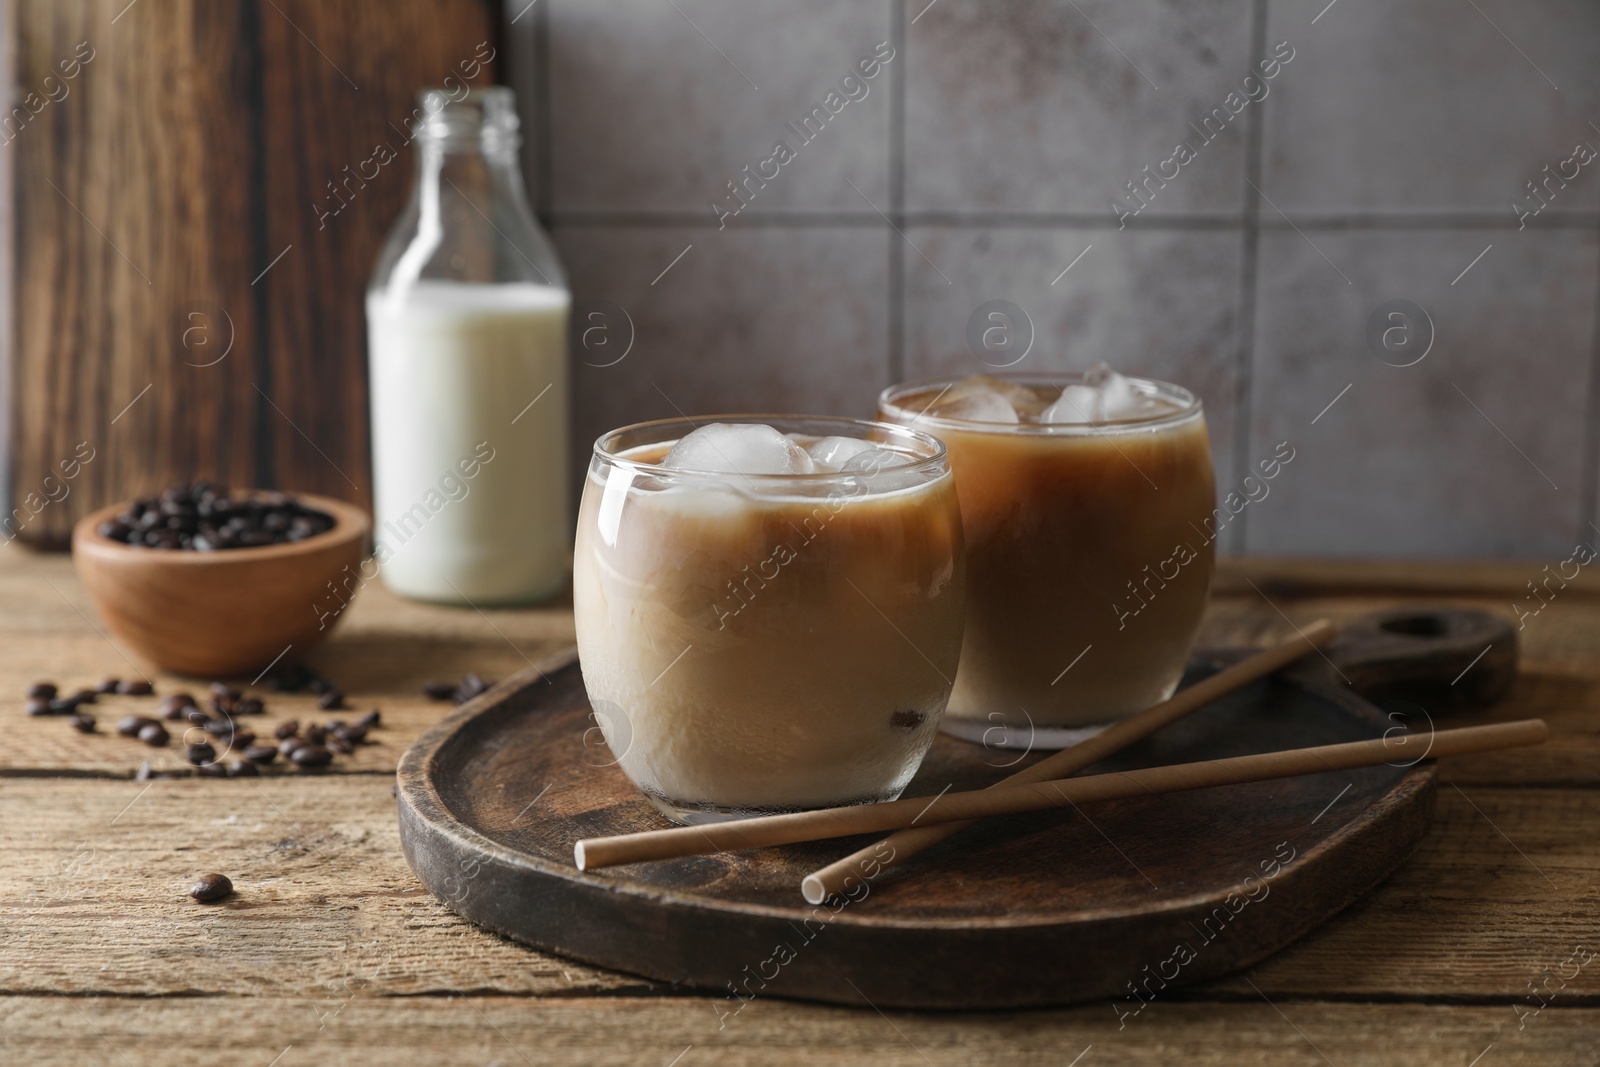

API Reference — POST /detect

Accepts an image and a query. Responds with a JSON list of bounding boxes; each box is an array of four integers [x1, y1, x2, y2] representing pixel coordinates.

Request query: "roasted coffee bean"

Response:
[[332, 723, 368, 743], [49, 697, 82, 714], [226, 759, 259, 778], [274, 720, 299, 740], [26, 682, 57, 700], [69, 713, 96, 733], [105, 485, 334, 553], [304, 724, 327, 744], [278, 737, 305, 757], [422, 681, 457, 702], [355, 709, 381, 730], [197, 761, 229, 777], [118, 679, 154, 696], [317, 689, 346, 711], [242, 743, 278, 764], [187, 709, 210, 726], [159, 693, 196, 716], [138, 723, 170, 747], [327, 735, 353, 755], [96, 678, 122, 694], [189, 872, 233, 902], [203, 718, 235, 737], [68, 688, 99, 706], [186, 741, 217, 766], [290, 744, 332, 768], [235, 698, 264, 716], [231, 731, 255, 749], [210, 682, 241, 703], [455, 674, 490, 702], [117, 715, 155, 737], [25, 698, 53, 717]]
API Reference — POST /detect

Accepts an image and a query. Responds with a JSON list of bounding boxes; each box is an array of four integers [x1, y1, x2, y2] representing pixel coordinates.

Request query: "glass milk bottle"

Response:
[[367, 87, 570, 604]]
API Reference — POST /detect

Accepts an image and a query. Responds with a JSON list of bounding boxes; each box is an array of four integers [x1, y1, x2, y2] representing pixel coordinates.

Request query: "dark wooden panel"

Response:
[[5, 0, 499, 543], [257, 0, 500, 508]]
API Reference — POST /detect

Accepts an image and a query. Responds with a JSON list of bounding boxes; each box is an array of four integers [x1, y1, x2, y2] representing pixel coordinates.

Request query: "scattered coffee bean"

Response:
[[159, 694, 197, 720], [203, 718, 234, 738], [278, 737, 305, 758], [96, 678, 122, 695], [67, 688, 99, 706], [317, 689, 346, 711], [138, 723, 170, 747], [332, 723, 367, 744], [242, 743, 278, 764], [117, 679, 154, 696], [189, 872, 234, 903], [889, 709, 926, 729], [422, 681, 457, 702], [274, 720, 299, 740], [25, 698, 53, 717], [27, 682, 57, 701], [197, 761, 229, 777], [231, 731, 255, 749], [304, 724, 327, 744], [104, 484, 334, 552], [235, 698, 264, 716], [117, 715, 155, 737], [49, 697, 81, 714], [455, 674, 490, 702], [290, 744, 332, 768], [187, 709, 210, 726], [327, 735, 353, 755], [186, 741, 217, 766], [355, 709, 381, 730], [69, 713, 96, 733], [226, 759, 259, 778]]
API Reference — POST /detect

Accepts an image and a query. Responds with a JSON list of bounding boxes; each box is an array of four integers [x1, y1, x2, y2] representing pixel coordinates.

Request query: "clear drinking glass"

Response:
[[573, 416, 966, 824], [879, 374, 1217, 749], [367, 87, 571, 605]]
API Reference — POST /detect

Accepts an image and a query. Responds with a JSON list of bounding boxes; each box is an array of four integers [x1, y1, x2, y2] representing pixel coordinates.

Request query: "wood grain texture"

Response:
[[3, 996, 1598, 1067], [6, 0, 498, 542], [398, 649, 1442, 1009], [0, 553, 1595, 1063], [1, 778, 1594, 1002], [256, 0, 500, 507]]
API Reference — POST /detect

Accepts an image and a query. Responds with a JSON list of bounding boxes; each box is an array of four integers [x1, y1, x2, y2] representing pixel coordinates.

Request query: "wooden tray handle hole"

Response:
[[1379, 614, 1450, 638]]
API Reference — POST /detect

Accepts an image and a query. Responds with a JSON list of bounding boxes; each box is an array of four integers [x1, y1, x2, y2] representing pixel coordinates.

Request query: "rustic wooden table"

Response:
[[3, 549, 1596, 1065]]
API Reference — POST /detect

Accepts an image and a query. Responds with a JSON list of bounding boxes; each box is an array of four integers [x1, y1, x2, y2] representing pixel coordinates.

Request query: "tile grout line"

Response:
[[1579, 219, 1600, 544], [886, 0, 907, 387], [1230, 0, 1271, 556]]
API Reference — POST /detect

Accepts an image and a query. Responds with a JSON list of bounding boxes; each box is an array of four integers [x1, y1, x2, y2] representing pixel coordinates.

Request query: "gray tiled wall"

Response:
[[505, 0, 1600, 559]]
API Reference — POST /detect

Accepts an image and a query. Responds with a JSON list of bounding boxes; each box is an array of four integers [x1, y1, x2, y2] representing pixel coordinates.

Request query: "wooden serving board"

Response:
[[397, 608, 1516, 1010]]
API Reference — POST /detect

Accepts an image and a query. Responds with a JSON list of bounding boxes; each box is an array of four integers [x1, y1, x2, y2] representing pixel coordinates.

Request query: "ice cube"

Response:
[[662, 423, 816, 475], [927, 379, 1020, 425], [1043, 363, 1166, 424], [839, 446, 920, 492], [1041, 383, 1103, 424], [805, 435, 879, 471]]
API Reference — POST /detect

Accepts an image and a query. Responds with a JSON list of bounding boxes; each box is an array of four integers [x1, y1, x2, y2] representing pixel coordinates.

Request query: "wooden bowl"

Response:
[[72, 493, 371, 678]]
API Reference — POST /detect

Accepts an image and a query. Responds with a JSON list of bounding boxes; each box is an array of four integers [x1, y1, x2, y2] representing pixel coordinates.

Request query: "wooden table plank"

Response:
[[2, 777, 1592, 1003], [1, 996, 1593, 1066]]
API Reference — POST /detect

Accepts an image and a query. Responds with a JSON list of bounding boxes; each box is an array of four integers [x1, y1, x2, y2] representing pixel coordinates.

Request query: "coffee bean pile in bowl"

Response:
[[97, 483, 336, 551]]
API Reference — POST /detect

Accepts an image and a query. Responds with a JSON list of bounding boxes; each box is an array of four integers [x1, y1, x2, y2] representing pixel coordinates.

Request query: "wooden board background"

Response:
[[2, 555, 1599, 1064], [4, 0, 500, 543]]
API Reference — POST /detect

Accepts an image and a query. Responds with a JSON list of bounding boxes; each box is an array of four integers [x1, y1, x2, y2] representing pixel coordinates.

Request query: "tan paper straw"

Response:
[[802, 618, 1337, 903], [573, 718, 1547, 873]]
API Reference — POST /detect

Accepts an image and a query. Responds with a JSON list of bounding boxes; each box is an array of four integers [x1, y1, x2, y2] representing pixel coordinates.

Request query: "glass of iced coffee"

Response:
[[573, 415, 966, 823], [878, 366, 1216, 748]]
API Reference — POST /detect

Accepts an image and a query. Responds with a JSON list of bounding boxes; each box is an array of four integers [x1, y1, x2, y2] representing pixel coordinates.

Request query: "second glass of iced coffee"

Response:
[[879, 367, 1217, 748]]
